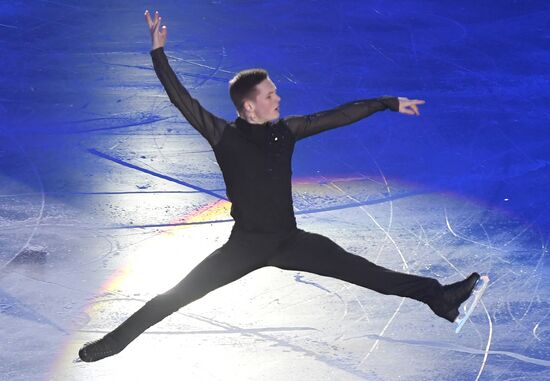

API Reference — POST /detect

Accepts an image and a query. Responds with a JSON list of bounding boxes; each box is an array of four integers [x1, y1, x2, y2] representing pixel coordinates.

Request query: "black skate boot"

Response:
[[429, 272, 480, 322], [78, 295, 177, 362], [78, 334, 125, 362]]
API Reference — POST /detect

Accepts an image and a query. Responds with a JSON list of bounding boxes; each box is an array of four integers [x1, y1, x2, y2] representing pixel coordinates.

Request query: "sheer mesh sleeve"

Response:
[[283, 97, 399, 141], [150, 47, 227, 146]]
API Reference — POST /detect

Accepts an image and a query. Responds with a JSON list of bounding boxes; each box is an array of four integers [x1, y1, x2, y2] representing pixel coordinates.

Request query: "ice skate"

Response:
[[429, 272, 481, 323], [78, 334, 124, 363], [455, 275, 490, 333]]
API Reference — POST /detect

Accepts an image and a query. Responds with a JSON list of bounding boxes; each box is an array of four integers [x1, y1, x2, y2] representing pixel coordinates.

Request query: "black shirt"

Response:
[[150, 47, 399, 233]]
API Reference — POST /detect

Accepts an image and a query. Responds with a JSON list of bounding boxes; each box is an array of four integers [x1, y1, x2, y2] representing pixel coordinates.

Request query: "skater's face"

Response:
[[244, 78, 281, 124]]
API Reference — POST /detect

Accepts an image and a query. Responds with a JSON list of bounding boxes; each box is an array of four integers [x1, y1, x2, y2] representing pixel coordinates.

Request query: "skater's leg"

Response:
[[269, 229, 479, 322], [79, 238, 263, 362], [269, 229, 441, 303]]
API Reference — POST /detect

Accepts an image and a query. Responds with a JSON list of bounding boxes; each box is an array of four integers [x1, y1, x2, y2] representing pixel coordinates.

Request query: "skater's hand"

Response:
[[397, 97, 425, 116], [145, 9, 167, 50]]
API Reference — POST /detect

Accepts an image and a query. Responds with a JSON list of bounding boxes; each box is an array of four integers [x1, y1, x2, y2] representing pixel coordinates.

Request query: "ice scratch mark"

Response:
[[78, 326, 316, 336], [444, 208, 502, 251], [181, 312, 380, 380], [0, 135, 45, 274], [101, 218, 234, 230], [87, 148, 228, 201], [359, 298, 406, 366], [37, 0, 91, 11], [0, 289, 68, 334], [281, 273, 348, 320], [169, 53, 234, 75], [363, 327, 549, 367], [479, 223, 493, 247], [502, 222, 534, 247], [294, 190, 428, 216], [328, 143, 399, 265], [68, 116, 172, 134], [357, 162, 409, 365], [192, 48, 225, 90], [321, 158, 410, 365], [294, 273, 332, 294], [0, 190, 226, 198], [364, 41, 397, 65], [475, 300, 493, 381], [372, 160, 397, 264], [0, 23, 18, 29], [102, 60, 227, 83], [342, 284, 369, 324], [532, 309, 550, 342], [0, 218, 232, 232], [282, 73, 298, 85], [328, 183, 409, 272]]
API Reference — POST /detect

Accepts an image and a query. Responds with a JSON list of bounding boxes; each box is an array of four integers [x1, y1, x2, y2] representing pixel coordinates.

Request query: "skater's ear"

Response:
[[243, 99, 255, 112]]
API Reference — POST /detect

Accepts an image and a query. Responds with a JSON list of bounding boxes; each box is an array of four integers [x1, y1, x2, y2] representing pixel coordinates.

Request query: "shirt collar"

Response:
[[235, 117, 273, 131]]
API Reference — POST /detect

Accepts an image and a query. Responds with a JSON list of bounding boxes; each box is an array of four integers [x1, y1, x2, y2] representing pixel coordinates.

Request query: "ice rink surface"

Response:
[[1, 1, 549, 380]]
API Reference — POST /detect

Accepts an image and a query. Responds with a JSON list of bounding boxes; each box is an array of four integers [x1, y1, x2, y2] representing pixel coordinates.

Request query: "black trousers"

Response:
[[109, 227, 441, 346]]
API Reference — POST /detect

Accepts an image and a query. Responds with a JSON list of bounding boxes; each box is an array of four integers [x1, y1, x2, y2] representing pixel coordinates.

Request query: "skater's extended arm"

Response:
[[284, 97, 426, 141], [146, 10, 226, 146]]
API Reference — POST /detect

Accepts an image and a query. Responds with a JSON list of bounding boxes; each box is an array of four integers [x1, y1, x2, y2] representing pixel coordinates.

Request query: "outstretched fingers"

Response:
[[401, 99, 426, 116], [145, 10, 161, 31], [144, 9, 153, 28], [412, 99, 426, 115], [155, 12, 161, 33], [145, 9, 167, 49]]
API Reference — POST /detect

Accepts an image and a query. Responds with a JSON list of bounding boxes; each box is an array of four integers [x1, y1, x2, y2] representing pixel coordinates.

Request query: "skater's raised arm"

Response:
[[145, 10, 226, 147], [284, 96, 425, 141]]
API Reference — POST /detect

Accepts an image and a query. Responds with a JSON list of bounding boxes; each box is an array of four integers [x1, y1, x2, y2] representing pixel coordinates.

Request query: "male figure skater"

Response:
[[79, 10, 481, 362]]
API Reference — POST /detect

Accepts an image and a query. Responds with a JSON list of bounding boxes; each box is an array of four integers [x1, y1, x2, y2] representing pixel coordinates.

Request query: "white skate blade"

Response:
[[455, 275, 490, 333]]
